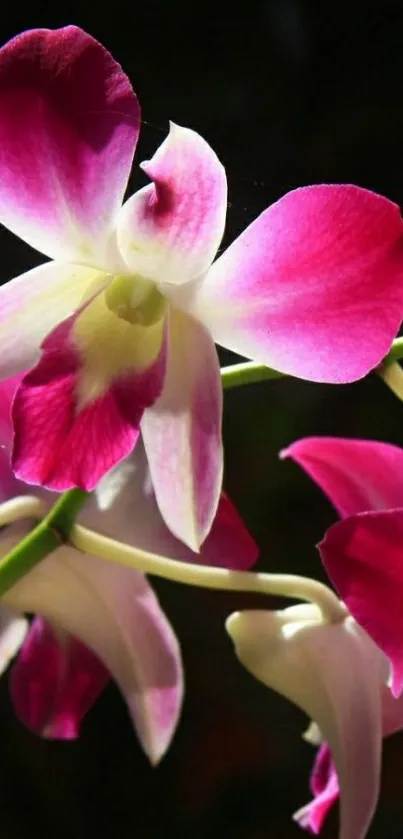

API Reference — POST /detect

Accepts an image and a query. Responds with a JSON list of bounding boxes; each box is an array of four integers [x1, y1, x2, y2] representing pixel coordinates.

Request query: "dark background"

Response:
[[0, 1, 403, 837]]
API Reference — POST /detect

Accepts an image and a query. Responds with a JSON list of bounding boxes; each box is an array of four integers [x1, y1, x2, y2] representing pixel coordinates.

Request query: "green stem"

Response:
[[221, 336, 403, 389], [0, 523, 61, 597], [72, 524, 346, 624], [44, 488, 88, 541], [377, 360, 403, 401], [0, 488, 88, 597], [221, 361, 283, 388], [382, 336, 403, 366]]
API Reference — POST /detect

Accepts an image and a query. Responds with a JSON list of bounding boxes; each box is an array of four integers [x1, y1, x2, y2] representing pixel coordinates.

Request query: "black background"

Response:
[[1, 2, 403, 837]]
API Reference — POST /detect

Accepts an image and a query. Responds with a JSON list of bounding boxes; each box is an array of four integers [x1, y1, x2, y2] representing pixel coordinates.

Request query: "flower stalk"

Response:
[[0, 493, 344, 621], [72, 524, 346, 623]]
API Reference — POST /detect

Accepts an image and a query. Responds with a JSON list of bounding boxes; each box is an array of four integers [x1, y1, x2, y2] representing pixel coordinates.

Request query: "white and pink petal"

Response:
[[0, 26, 139, 265], [0, 262, 108, 380], [141, 308, 222, 551], [184, 185, 403, 383], [117, 123, 227, 285], [227, 605, 384, 839], [3, 547, 183, 764], [294, 744, 339, 835]]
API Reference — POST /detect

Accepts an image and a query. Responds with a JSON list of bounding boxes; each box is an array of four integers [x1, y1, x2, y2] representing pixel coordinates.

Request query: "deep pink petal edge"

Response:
[[320, 509, 403, 697], [281, 436, 403, 517], [10, 617, 109, 740]]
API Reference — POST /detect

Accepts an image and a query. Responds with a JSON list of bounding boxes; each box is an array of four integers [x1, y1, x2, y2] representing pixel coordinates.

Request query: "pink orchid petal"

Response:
[[0, 263, 108, 379], [141, 309, 222, 551], [296, 683, 403, 836], [10, 616, 108, 740], [4, 548, 183, 763], [12, 310, 166, 491], [0, 373, 28, 499], [0, 372, 23, 433], [186, 185, 403, 382], [227, 606, 383, 839], [117, 123, 227, 284], [0, 604, 28, 675], [282, 436, 403, 517], [87, 445, 258, 570], [320, 509, 403, 697], [294, 745, 339, 835], [0, 26, 139, 264]]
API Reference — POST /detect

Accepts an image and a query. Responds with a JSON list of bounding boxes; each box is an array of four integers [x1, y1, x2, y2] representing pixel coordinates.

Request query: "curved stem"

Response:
[[221, 361, 283, 388], [383, 336, 403, 365], [0, 495, 47, 527], [377, 360, 403, 401], [71, 524, 346, 624]]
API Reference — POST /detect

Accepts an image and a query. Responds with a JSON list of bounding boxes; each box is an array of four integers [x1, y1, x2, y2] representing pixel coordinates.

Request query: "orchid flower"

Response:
[[275, 434, 403, 834], [1, 29, 403, 550], [283, 435, 403, 697], [226, 603, 403, 839], [0, 377, 257, 754]]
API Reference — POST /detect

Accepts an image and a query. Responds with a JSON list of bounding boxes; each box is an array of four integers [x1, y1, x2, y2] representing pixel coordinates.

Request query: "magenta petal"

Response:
[[320, 510, 403, 697], [198, 493, 258, 569], [10, 617, 108, 740], [12, 316, 165, 491], [192, 185, 403, 382], [294, 745, 339, 835], [0, 373, 28, 499], [0, 27, 139, 262], [228, 606, 383, 839], [0, 372, 23, 436], [282, 436, 403, 517]]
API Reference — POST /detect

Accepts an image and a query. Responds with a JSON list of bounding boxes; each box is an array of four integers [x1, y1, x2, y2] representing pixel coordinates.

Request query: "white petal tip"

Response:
[[144, 744, 165, 767], [225, 611, 242, 638], [302, 721, 322, 745], [292, 806, 311, 830], [140, 728, 178, 767]]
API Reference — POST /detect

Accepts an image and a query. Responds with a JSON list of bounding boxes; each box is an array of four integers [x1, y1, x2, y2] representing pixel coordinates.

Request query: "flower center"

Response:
[[105, 275, 167, 326]]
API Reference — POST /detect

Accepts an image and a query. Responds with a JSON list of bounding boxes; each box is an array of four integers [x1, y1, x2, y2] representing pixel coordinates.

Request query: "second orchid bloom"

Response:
[[227, 435, 403, 839], [0, 376, 257, 754]]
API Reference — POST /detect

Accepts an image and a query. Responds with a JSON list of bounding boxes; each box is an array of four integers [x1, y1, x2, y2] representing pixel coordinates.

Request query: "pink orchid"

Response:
[[1, 28, 403, 549], [281, 435, 403, 834], [227, 603, 403, 839], [0, 376, 257, 754]]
